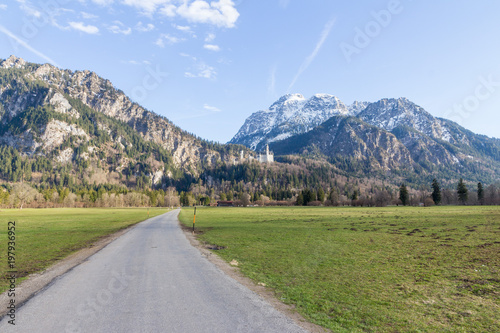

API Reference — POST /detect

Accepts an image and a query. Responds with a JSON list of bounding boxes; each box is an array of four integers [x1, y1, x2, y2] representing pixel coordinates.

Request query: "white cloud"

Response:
[[108, 21, 132, 35], [109, 26, 132, 35], [69, 21, 99, 34], [122, 0, 171, 15], [203, 44, 220, 52], [203, 104, 221, 112], [0, 4, 7, 10], [16, 0, 41, 17], [288, 18, 335, 91], [185, 61, 216, 79], [179, 53, 197, 61], [91, 0, 115, 6], [176, 0, 239, 28], [174, 24, 191, 32], [155, 33, 184, 47], [205, 32, 216, 42], [123, 59, 151, 65], [160, 4, 176, 17], [81, 11, 98, 19], [136, 21, 155, 32]]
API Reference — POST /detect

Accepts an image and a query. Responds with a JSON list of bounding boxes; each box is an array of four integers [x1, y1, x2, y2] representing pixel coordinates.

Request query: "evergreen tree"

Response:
[[399, 184, 409, 206], [431, 178, 441, 205], [296, 193, 304, 206], [477, 182, 484, 205], [317, 188, 325, 203], [302, 188, 315, 206], [457, 178, 468, 205]]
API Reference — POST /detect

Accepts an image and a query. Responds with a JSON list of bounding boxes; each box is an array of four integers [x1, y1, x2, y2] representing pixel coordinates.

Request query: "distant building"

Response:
[[258, 144, 274, 164], [234, 145, 274, 165]]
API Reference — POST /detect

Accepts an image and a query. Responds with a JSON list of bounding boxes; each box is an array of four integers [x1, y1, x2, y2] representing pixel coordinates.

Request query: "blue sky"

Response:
[[1, 0, 499, 142]]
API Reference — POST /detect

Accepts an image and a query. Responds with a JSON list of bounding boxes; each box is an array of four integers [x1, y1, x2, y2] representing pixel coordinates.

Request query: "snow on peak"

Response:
[[230, 93, 349, 150]]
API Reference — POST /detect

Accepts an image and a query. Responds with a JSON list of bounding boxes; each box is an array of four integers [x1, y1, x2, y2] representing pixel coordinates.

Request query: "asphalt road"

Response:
[[0, 209, 308, 333]]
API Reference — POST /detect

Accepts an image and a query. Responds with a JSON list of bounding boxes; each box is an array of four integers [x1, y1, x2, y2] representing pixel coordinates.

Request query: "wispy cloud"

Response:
[[81, 11, 98, 19], [155, 33, 184, 47], [288, 18, 336, 92], [268, 65, 277, 96], [91, 0, 115, 6], [108, 21, 132, 35], [123, 59, 151, 66], [185, 61, 216, 79], [136, 21, 155, 32], [203, 104, 221, 112], [0, 24, 59, 66], [205, 32, 216, 42], [16, 0, 41, 17], [0, 4, 7, 10], [173, 24, 191, 32], [69, 21, 100, 34], [204, 44, 220, 52]]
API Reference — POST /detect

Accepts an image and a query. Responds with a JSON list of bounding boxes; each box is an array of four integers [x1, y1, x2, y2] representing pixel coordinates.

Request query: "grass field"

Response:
[[179, 206, 500, 332], [0, 208, 168, 293]]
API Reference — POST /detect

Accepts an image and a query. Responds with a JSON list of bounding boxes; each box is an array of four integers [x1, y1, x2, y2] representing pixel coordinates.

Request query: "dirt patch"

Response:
[[0, 224, 139, 319], [407, 228, 423, 236], [180, 221, 329, 333]]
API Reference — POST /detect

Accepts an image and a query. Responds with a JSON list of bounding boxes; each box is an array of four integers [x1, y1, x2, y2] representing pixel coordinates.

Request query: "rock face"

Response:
[[0, 55, 234, 176], [270, 116, 414, 171]]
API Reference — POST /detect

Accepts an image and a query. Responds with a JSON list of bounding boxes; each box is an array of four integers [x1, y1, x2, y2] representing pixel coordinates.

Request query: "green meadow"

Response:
[[0, 208, 168, 293], [179, 206, 500, 333]]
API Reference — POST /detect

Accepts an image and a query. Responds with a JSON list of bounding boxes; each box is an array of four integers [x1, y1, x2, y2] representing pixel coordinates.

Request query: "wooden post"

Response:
[[193, 207, 196, 233]]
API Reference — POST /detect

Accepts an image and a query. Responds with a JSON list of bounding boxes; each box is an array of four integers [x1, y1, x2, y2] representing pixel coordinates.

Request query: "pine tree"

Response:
[[477, 182, 484, 205], [317, 188, 325, 203], [399, 184, 409, 206], [296, 193, 304, 206], [431, 178, 441, 205], [457, 178, 468, 205]]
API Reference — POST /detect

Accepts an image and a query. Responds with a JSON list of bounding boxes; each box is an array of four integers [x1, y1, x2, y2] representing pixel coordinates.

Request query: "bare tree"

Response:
[[241, 193, 251, 207], [10, 183, 38, 209]]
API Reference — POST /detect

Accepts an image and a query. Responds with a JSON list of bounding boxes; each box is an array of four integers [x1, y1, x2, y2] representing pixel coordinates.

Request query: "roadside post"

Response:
[[193, 207, 196, 233]]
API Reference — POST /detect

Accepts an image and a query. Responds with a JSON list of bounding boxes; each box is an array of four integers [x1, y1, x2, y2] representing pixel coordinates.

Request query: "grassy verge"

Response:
[[179, 206, 499, 332], [0, 207, 168, 293]]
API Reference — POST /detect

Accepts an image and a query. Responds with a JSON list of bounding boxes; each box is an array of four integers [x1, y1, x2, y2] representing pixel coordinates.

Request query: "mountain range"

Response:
[[231, 94, 500, 184], [0, 55, 499, 193], [0, 55, 249, 187]]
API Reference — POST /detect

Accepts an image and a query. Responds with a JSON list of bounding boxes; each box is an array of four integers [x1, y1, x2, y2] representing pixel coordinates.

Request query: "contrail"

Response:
[[0, 24, 60, 67], [288, 18, 336, 92]]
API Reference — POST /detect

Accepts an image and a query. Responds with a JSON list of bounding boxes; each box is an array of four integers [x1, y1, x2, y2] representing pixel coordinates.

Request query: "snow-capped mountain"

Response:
[[232, 93, 500, 182], [348, 101, 370, 115], [229, 93, 352, 151], [357, 98, 453, 142]]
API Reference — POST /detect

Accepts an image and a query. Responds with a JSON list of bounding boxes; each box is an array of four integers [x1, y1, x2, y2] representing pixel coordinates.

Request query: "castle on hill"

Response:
[[234, 144, 274, 165]]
